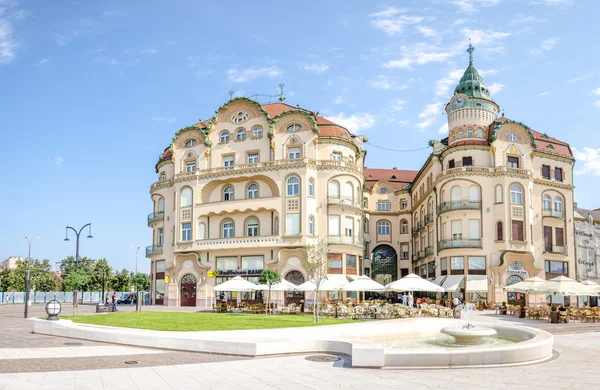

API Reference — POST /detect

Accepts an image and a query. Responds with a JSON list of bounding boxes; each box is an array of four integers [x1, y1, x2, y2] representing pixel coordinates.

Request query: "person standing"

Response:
[[408, 292, 414, 308], [129, 291, 135, 306], [112, 292, 118, 311]]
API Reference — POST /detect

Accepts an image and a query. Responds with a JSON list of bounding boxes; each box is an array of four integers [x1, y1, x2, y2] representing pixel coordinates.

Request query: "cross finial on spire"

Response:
[[467, 39, 474, 64]]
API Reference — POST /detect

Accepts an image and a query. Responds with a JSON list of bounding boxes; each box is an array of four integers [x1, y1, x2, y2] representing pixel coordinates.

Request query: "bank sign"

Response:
[[575, 221, 600, 281]]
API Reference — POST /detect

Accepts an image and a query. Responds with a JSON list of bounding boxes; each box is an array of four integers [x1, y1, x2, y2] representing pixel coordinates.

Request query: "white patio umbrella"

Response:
[[503, 276, 547, 293], [255, 279, 298, 292], [579, 280, 600, 292], [385, 273, 445, 292], [533, 276, 599, 296], [212, 276, 258, 292], [342, 275, 386, 292], [297, 278, 345, 292]]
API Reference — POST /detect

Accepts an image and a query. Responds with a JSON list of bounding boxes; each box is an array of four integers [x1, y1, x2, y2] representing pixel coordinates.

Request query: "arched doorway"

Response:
[[506, 275, 525, 306], [180, 274, 197, 307], [371, 245, 398, 286], [284, 270, 305, 305]]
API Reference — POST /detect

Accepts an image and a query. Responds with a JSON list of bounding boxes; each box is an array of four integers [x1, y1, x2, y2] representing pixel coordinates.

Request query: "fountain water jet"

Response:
[[440, 303, 497, 345]]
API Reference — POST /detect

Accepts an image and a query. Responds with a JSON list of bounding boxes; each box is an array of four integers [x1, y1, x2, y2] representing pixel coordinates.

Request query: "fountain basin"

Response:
[[440, 326, 498, 345]]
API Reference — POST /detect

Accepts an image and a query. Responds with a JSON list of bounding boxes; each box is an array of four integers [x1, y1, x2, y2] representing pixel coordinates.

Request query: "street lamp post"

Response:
[[130, 245, 140, 274], [64, 223, 93, 310], [24, 236, 40, 318]]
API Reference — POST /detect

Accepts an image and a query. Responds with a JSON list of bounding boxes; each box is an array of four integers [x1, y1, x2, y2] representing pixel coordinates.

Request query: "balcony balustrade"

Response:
[[425, 246, 433, 257], [327, 235, 362, 247], [146, 245, 163, 257], [418, 250, 426, 260], [424, 213, 434, 225], [438, 239, 482, 250], [147, 211, 164, 225], [544, 245, 567, 255], [437, 200, 481, 215], [542, 209, 565, 219], [327, 196, 362, 209]]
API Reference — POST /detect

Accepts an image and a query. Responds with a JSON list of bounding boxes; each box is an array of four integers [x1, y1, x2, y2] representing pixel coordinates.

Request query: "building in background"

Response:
[[147, 46, 576, 306], [1, 257, 22, 270]]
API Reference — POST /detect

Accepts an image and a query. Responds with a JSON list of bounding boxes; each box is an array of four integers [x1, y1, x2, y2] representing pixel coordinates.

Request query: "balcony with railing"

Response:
[[417, 221, 426, 231], [438, 239, 482, 250], [327, 196, 363, 209], [327, 235, 362, 247], [424, 213, 434, 225], [542, 209, 565, 219], [417, 250, 426, 260], [544, 244, 567, 255], [147, 211, 164, 225], [425, 246, 433, 257], [437, 200, 481, 215], [412, 254, 418, 263], [146, 245, 163, 257]]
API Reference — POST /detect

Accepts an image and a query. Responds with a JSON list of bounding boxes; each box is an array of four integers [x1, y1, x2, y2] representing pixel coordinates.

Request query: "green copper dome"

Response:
[[453, 44, 491, 100]]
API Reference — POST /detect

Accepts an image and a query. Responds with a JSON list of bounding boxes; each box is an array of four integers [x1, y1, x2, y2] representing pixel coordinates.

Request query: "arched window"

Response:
[[222, 220, 234, 238], [184, 139, 196, 147], [308, 178, 314, 196], [542, 194, 551, 210], [308, 216, 314, 235], [467, 128, 473, 138], [287, 176, 299, 196], [247, 183, 258, 199], [554, 197, 563, 216], [344, 182, 353, 201], [495, 185, 503, 203], [468, 185, 479, 202], [220, 131, 230, 143], [198, 222, 205, 240], [236, 129, 246, 141], [497, 221, 503, 241], [286, 124, 302, 132], [377, 221, 390, 235], [510, 184, 523, 204], [252, 126, 263, 138], [157, 198, 165, 212], [458, 130, 464, 139], [401, 219, 408, 234], [476, 128, 483, 138], [181, 187, 192, 207], [451, 186, 461, 201], [246, 217, 259, 237], [328, 180, 340, 198], [377, 200, 390, 211], [223, 185, 234, 201]]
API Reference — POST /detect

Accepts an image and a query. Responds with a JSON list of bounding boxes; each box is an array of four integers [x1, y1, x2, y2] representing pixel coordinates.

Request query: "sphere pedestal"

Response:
[[440, 327, 497, 345]]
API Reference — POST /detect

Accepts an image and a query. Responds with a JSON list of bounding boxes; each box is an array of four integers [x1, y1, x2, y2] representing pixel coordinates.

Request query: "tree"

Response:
[[303, 240, 329, 323], [62, 271, 90, 292], [8, 259, 59, 292], [131, 273, 150, 291], [258, 269, 281, 316], [90, 258, 112, 293], [0, 268, 13, 292], [110, 268, 131, 291], [60, 256, 95, 291]]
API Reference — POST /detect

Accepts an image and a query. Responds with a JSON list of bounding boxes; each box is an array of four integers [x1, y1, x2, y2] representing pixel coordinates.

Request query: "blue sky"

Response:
[[1, 0, 599, 272]]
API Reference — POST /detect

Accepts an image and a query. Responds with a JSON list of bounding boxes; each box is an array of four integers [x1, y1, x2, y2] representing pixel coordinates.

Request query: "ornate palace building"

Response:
[[147, 46, 576, 307]]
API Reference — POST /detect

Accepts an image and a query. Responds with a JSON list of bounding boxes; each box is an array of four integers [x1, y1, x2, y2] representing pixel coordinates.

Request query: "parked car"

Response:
[[117, 293, 137, 304]]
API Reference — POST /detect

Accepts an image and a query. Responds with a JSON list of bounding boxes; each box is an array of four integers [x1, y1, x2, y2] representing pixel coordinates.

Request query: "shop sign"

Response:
[[217, 269, 263, 276], [506, 269, 527, 276]]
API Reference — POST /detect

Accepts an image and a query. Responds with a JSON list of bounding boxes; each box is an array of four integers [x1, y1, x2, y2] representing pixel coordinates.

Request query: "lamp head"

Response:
[[87, 235, 93, 239], [63, 237, 70, 242]]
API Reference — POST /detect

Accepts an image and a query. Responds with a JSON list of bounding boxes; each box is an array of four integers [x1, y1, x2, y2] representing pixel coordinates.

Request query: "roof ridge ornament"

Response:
[[279, 83, 285, 102], [467, 40, 474, 65]]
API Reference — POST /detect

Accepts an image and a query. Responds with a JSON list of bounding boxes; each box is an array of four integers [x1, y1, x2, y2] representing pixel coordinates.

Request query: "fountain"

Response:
[[440, 303, 497, 345]]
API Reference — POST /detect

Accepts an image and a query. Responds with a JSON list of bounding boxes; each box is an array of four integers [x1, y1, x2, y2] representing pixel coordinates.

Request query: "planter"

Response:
[[550, 311, 559, 323]]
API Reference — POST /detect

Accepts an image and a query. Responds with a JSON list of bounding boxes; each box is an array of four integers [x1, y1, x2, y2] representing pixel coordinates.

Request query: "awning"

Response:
[[428, 276, 443, 286], [441, 275, 465, 292], [466, 275, 488, 292]]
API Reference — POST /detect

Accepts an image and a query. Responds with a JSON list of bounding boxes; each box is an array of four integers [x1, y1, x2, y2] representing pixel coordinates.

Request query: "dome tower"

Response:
[[445, 44, 500, 144]]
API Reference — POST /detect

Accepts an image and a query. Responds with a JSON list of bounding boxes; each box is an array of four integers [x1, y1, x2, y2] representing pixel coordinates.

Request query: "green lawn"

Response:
[[69, 312, 357, 331]]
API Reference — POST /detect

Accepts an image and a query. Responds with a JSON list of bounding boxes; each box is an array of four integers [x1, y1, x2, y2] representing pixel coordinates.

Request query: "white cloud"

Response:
[[390, 100, 406, 112], [461, 27, 510, 46], [226, 66, 282, 83], [479, 68, 499, 77], [594, 88, 600, 96], [49, 156, 64, 167], [447, 0, 502, 13], [302, 63, 329, 73], [438, 123, 449, 135], [573, 147, 600, 176], [435, 69, 464, 97], [384, 44, 455, 69], [152, 116, 176, 123], [415, 26, 437, 37], [416, 102, 443, 131], [327, 112, 375, 133], [566, 74, 593, 83], [333, 88, 350, 104], [368, 75, 393, 89], [530, 37, 559, 54], [488, 82, 505, 94], [531, 0, 573, 5], [397, 120, 410, 127], [512, 14, 545, 24], [35, 58, 49, 66], [53, 34, 69, 46], [370, 9, 424, 36], [141, 48, 158, 55], [0, 19, 18, 64], [536, 91, 548, 97]]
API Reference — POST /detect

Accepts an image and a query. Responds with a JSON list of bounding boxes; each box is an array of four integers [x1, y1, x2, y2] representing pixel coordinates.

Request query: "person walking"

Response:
[[112, 292, 118, 311], [104, 293, 110, 307], [129, 291, 135, 306]]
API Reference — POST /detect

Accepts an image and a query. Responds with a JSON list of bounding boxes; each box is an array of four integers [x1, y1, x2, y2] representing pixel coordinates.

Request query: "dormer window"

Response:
[[380, 188, 387, 194], [506, 133, 520, 142], [232, 111, 249, 124], [184, 139, 197, 147], [185, 161, 196, 172], [286, 124, 302, 132], [332, 152, 342, 161]]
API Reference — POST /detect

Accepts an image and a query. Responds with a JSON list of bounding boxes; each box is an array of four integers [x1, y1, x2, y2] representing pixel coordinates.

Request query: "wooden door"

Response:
[[284, 270, 305, 305], [180, 274, 197, 307]]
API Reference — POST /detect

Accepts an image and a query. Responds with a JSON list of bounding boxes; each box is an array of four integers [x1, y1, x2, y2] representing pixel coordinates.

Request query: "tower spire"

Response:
[[467, 40, 474, 64]]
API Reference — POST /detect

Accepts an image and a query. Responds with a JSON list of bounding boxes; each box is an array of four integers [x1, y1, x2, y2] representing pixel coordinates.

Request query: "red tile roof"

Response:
[[364, 168, 419, 190], [494, 118, 572, 158]]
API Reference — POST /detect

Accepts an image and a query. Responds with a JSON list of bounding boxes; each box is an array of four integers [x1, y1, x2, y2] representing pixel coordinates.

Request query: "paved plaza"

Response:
[[2, 304, 600, 389]]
